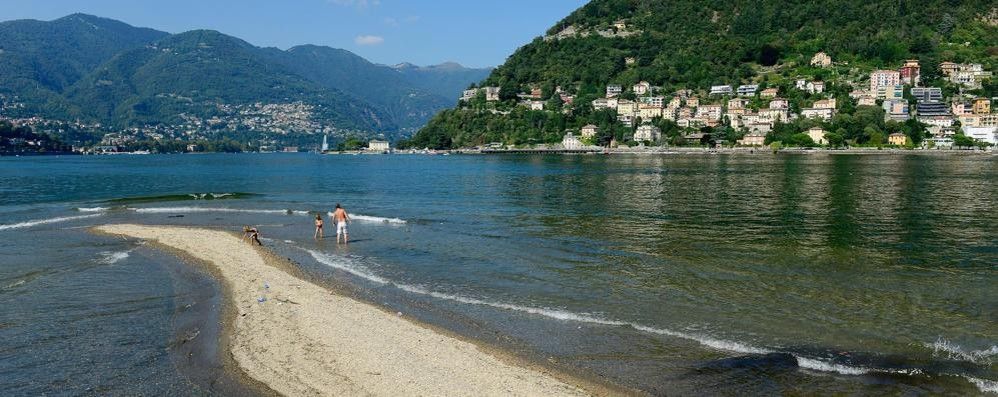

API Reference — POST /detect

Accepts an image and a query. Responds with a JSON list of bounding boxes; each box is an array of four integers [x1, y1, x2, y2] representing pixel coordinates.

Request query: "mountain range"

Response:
[[0, 14, 491, 141]]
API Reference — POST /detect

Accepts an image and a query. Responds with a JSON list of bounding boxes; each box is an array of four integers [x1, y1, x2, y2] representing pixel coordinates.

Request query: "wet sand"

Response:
[[95, 224, 599, 396]]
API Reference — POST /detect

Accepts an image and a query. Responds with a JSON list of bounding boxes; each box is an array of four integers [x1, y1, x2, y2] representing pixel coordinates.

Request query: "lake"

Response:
[[1, 153, 995, 395]]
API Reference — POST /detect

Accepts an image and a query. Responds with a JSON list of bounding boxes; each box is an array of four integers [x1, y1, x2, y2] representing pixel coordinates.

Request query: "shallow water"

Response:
[[0, 153, 995, 395]]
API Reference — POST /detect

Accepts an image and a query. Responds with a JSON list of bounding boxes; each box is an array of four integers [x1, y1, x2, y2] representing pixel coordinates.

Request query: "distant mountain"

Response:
[[275, 45, 452, 130], [392, 62, 492, 101], [0, 13, 168, 119], [0, 14, 492, 141], [63, 30, 389, 131]]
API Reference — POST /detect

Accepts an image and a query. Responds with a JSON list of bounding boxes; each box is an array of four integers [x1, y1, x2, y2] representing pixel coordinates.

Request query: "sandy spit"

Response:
[[96, 224, 594, 397]]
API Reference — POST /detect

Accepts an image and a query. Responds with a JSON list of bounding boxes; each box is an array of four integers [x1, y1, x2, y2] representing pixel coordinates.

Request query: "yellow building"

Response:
[[888, 133, 908, 146], [807, 127, 827, 145], [972, 98, 991, 115]]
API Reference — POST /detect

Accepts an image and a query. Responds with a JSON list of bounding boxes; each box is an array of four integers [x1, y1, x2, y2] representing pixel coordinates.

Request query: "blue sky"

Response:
[[0, 0, 588, 68]]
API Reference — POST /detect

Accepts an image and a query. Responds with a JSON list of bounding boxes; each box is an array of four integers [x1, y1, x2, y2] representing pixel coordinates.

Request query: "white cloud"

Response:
[[354, 35, 384, 46]]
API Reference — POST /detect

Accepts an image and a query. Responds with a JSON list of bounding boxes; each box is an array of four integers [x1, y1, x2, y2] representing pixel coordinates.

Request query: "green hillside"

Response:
[[0, 14, 492, 143], [404, 0, 998, 149]]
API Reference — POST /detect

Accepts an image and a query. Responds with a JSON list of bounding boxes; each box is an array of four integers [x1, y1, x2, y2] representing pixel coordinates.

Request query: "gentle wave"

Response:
[[0, 214, 102, 231], [928, 338, 998, 366], [107, 192, 258, 205], [965, 376, 998, 394], [328, 213, 407, 224], [305, 249, 997, 389], [76, 207, 109, 213], [130, 207, 309, 215], [97, 250, 131, 265]]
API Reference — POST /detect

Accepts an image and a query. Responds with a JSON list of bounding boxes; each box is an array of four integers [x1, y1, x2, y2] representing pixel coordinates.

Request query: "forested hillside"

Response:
[[404, 0, 997, 149]]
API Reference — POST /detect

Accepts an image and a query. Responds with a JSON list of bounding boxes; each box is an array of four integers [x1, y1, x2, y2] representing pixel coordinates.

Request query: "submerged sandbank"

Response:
[[95, 224, 596, 396]]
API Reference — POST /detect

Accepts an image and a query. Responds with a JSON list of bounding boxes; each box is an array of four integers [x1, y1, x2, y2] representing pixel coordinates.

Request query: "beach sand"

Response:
[[95, 224, 597, 397]]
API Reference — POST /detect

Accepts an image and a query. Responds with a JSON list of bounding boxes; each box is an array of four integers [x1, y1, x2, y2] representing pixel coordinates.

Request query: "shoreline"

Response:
[[94, 224, 630, 396]]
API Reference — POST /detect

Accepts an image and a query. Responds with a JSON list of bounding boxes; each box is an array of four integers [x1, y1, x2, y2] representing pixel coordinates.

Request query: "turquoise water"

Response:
[[0, 153, 995, 395]]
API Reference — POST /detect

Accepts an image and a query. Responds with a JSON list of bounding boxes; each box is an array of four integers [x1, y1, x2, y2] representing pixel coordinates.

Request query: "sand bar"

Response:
[[96, 224, 592, 397]]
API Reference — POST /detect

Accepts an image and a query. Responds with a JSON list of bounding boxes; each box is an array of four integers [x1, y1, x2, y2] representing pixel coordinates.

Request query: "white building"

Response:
[[581, 124, 599, 138], [461, 89, 479, 101], [633, 81, 651, 95], [634, 124, 661, 142], [710, 85, 733, 96], [870, 70, 901, 94], [736, 85, 758, 96], [368, 140, 390, 152], [962, 126, 997, 145], [484, 86, 501, 101], [562, 132, 584, 149], [606, 84, 623, 98]]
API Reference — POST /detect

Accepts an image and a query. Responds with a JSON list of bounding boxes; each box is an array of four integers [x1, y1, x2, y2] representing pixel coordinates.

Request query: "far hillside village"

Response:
[[459, 51, 995, 152]]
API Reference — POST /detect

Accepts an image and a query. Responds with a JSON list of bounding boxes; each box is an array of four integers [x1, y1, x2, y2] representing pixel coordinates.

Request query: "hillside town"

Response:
[[0, 95, 352, 153], [460, 53, 996, 150]]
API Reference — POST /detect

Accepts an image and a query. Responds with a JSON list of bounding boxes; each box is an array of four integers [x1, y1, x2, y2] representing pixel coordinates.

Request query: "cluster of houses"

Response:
[[529, 52, 995, 148]]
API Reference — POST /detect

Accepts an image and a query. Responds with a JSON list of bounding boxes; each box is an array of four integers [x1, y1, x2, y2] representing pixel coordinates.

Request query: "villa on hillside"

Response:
[[581, 124, 599, 138], [807, 127, 827, 145]]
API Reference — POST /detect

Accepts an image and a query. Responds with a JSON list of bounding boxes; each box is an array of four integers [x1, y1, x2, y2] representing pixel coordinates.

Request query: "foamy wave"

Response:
[[130, 207, 307, 215], [306, 249, 995, 384], [965, 376, 998, 394], [308, 250, 391, 284], [0, 214, 102, 231], [794, 356, 870, 375], [328, 213, 407, 224], [76, 207, 109, 213], [928, 338, 998, 366], [98, 250, 130, 265]]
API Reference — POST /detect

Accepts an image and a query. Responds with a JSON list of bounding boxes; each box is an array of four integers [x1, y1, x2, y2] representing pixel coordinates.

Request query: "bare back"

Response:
[[333, 208, 349, 223]]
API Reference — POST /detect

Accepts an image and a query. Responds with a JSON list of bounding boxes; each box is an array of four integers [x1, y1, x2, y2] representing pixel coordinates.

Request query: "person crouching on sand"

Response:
[[243, 226, 262, 246], [314, 213, 324, 239], [332, 203, 350, 244]]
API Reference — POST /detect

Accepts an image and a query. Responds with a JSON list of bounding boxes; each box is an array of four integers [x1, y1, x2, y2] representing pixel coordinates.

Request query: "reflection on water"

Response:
[[0, 153, 994, 394]]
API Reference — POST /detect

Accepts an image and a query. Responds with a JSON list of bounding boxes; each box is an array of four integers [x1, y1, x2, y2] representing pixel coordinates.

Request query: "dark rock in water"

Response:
[[696, 353, 799, 374], [168, 215, 185, 218]]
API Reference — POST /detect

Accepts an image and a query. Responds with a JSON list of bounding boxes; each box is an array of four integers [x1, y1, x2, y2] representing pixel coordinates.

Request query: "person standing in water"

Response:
[[314, 213, 324, 239], [332, 203, 350, 244]]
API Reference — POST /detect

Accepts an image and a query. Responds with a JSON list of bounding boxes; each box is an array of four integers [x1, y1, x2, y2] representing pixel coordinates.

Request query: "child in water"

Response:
[[314, 214, 324, 239]]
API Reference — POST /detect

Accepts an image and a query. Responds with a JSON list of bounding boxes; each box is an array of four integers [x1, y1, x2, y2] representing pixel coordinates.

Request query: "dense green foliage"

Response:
[[406, 0, 997, 148], [0, 121, 72, 153]]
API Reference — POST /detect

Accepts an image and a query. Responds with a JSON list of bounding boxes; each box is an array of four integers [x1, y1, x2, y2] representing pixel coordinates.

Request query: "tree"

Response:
[[953, 134, 975, 148]]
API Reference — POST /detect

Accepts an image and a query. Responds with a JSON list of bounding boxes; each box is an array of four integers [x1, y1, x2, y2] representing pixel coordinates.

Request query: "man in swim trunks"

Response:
[[332, 203, 350, 244]]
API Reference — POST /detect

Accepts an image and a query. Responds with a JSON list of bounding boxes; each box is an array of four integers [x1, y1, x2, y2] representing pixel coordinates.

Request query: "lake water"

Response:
[[1, 153, 995, 395]]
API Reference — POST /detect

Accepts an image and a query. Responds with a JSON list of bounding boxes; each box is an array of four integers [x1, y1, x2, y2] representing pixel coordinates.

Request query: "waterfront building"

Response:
[[562, 131, 584, 149], [368, 140, 390, 152], [738, 131, 767, 146], [807, 127, 827, 145], [634, 124, 661, 142], [961, 126, 998, 145], [581, 124, 599, 138], [888, 133, 908, 146]]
